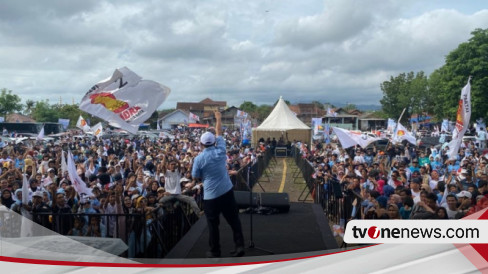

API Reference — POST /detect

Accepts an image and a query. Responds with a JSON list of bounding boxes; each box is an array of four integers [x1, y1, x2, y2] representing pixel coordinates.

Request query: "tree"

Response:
[[239, 101, 257, 115], [24, 99, 35, 116], [379, 71, 429, 123], [31, 100, 58, 122], [429, 28, 488, 121], [0, 89, 23, 117], [256, 105, 273, 122]]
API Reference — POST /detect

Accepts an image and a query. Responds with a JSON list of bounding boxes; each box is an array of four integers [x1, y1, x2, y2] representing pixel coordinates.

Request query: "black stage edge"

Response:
[[166, 202, 338, 259]]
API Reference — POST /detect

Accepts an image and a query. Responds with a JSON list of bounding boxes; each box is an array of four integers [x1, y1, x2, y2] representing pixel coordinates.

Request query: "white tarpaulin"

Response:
[[80, 67, 171, 134], [332, 127, 382, 149]]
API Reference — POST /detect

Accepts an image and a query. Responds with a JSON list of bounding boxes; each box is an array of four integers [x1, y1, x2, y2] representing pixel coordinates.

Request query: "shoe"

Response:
[[230, 246, 245, 257], [206, 251, 221, 258]]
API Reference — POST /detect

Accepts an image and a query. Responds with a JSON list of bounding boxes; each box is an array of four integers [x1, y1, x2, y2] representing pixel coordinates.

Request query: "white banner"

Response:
[[387, 118, 397, 133], [441, 119, 449, 132], [188, 112, 200, 122], [80, 67, 171, 134], [332, 127, 382, 149], [392, 122, 416, 145], [36, 126, 44, 140], [447, 79, 471, 160], [76, 115, 91, 132]]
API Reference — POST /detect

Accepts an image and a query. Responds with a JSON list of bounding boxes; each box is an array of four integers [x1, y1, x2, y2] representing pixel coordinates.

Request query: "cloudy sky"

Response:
[[1, 0, 487, 110]]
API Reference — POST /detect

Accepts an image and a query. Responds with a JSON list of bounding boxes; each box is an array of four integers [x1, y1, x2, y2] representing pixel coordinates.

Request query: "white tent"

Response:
[[252, 96, 311, 147]]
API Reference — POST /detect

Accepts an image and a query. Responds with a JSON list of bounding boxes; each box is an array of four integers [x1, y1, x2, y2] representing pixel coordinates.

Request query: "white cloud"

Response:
[[0, 0, 487, 109]]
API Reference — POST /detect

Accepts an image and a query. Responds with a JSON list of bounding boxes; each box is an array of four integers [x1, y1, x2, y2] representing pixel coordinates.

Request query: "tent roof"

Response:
[[255, 97, 311, 131]]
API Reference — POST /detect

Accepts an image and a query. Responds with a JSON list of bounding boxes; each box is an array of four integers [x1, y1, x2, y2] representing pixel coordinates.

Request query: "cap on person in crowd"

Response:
[[456, 190, 472, 199], [157, 187, 165, 193], [48, 168, 55, 173], [32, 191, 43, 198], [200, 132, 216, 145]]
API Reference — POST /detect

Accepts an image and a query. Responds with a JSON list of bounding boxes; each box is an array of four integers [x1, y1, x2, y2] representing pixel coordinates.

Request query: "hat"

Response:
[[146, 156, 152, 161], [200, 132, 216, 145], [131, 194, 140, 201], [456, 190, 472, 199], [48, 168, 55, 173], [157, 187, 165, 192], [180, 177, 191, 182], [32, 191, 43, 198]]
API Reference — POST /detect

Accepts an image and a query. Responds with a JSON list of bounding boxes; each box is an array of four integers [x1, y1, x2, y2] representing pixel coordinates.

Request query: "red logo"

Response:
[[90, 92, 143, 122], [368, 226, 380, 239]]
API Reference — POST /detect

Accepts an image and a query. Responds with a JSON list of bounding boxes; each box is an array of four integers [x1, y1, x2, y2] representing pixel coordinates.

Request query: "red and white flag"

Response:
[[332, 127, 382, 149], [76, 115, 91, 132], [189, 112, 200, 122], [392, 122, 416, 145], [67, 151, 93, 198]]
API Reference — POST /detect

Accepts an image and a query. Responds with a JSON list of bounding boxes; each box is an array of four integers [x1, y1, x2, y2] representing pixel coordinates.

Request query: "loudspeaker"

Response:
[[234, 191, 258, 209], [259, 192, 290, 213]]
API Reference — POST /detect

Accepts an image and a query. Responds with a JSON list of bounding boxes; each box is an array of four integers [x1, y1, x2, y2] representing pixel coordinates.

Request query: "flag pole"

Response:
[[383, 108, 407, 168]]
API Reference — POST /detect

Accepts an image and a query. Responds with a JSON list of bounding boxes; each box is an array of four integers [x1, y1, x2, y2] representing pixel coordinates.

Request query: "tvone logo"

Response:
[[368, 226, 380, 239]]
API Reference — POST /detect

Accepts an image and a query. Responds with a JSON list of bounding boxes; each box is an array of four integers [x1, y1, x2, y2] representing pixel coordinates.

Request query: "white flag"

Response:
[[20, 173, 33, 237], [236, 110, 248, 118], [67, 151, 93, 198], [441, 119, 449, 132], [91, 122, 103, 137], [332, 127, 382, 149], [80, 67, 171, 134], [76, 115, 91, 132], [387, 118, 397, 133], [327, 107, 337, 117], [392, 122, 416, 145], [61, 150, 68, 175], [156, 119, 161, 130], [189, 112, 200, 122], [447, 79, 471, 160], [36, 126, 44, 140]]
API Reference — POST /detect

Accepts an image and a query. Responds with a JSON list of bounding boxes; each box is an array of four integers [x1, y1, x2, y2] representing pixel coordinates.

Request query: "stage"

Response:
[[166, 202, 338, 259]]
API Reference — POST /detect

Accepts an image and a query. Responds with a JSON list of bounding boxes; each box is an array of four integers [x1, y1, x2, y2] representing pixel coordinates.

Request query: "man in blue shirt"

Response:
[[192, 111, 244, 258]]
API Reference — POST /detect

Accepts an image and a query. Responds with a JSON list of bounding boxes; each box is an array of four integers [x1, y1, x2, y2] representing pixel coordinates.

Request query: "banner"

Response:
[[76, 115, 91, 132], [332, 127, 382, 149], [447, 79, 471, 160], [476, 118, 485, 133], [67, 151, 93, 198], [241, 119, 252, 146], [91, 122, 103, 137], [326, 107, 337, 117], [61, 151, 67, 175], [58, 118, 70, 130], [311, 118, 322, 135], [324, 123, 331, 144], [188, 112, 200, 122], [441, 119, 449, 132], [236, 110, 248, 118], [392, 122, 417, 145], [80, 67, 171, 134]]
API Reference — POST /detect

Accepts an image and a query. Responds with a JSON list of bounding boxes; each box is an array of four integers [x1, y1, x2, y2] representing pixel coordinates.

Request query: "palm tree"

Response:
[[24, 99, 35, 116]]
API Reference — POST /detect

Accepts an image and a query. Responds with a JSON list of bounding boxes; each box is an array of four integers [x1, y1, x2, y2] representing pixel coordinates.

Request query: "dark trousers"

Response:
[[204, 189, 244, 253]]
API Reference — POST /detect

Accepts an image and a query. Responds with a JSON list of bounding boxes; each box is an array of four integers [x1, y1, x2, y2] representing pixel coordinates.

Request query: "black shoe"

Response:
[[230, 246, 245, 257], [206, 251, 221, 258]]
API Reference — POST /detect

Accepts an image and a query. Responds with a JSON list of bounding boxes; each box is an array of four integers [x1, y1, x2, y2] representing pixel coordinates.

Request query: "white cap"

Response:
[[200, 132, 216, 145], [456, 190, 472, 199]]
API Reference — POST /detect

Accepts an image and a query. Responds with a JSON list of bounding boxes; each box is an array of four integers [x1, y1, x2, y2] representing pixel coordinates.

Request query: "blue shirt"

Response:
[[192, 136, 233, 200]]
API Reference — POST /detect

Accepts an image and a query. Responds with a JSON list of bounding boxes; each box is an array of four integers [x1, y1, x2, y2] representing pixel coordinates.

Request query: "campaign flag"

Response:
[[241, 119, 252, 145], [447, 79, 471, 160], [91, 122, 103, 137], [387, 118, 397, 133], [189, 112, 200, 122], [156, 119, 161, 130], [441, 119, 449, 133], [392, 122, 416, 145], [236, 110, 248, 118], [67, 151, 93, 198], [58, 118, 70, 130], [76, 115, 91, 132], [36, 126, 45, 140], [312, 118, 322, 135], [20, 173, 33, 237], [332, 127, 382, 149], [22, 174, 29, 204], [327, 107, 337, 117], [80, 67, 171, 134]]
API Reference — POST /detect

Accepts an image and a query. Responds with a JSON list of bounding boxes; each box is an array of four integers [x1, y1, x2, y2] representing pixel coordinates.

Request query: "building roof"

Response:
[[6, 113, 35, 123]]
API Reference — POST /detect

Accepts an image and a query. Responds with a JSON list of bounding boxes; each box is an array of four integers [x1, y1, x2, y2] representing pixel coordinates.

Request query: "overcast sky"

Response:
[[1, 0, 487, 110]]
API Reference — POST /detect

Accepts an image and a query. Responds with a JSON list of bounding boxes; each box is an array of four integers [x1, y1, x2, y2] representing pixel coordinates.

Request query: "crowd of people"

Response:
[[0, 126, 266, 248], [302, 134, 488, 220]]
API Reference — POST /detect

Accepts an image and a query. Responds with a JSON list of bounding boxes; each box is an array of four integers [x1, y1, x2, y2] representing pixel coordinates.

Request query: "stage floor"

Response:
[[166, 202, 338, 259]]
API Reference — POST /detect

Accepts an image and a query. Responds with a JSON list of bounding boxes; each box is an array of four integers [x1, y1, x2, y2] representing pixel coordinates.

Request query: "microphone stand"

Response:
[[247, 165, 273, 254]]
